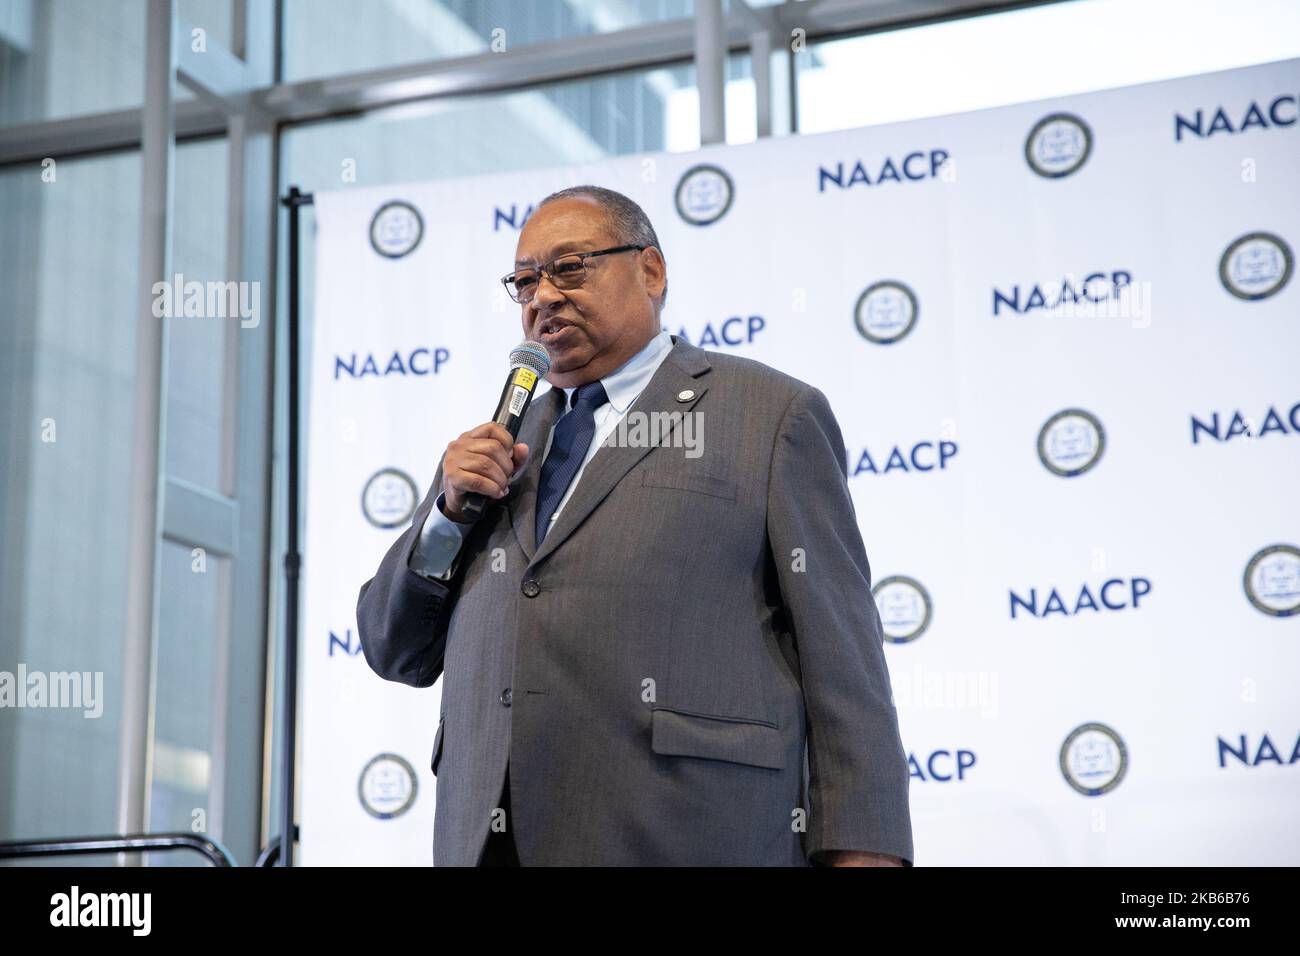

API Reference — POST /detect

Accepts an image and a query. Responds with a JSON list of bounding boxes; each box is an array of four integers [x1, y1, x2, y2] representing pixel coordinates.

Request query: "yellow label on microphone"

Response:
[[515, 368, 538, 391]]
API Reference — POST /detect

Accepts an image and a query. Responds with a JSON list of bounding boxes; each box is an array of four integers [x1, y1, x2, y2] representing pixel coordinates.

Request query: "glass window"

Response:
[[146, 541, 227, 865], [178, 0, 234, 55], [282, 0, 694, 82], [0, 0, 245, 125], [283, 62, 702, 191], [166, 137, 231, 492], [795, 0, 1300, 134], [0, 0, 145, 126], [0, 149, 141, 857]]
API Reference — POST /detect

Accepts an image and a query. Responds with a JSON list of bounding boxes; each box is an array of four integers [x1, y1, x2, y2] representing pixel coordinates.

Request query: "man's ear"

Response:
[[642, 246, 667, 300]]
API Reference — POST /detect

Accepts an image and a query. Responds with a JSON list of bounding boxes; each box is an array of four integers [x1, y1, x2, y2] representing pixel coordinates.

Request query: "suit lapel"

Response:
[[508, 334, 712, 568]]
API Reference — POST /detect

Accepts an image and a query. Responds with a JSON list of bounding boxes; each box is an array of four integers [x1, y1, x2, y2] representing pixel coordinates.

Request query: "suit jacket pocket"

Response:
[[650, 706, 784, 770], [430, 714, 446, 776], [640, 469, 738, 502]]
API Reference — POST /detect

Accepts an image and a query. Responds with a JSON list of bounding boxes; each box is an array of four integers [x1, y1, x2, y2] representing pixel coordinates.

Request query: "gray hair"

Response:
[[537, 185, 667, 311]]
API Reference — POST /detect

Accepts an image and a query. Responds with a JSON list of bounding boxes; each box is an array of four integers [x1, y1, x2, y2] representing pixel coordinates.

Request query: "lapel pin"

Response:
[[676, 389, 695, 402]]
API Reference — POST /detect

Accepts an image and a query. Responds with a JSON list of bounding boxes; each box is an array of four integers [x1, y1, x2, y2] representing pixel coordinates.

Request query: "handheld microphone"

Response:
[[458, 340, 552, 522]]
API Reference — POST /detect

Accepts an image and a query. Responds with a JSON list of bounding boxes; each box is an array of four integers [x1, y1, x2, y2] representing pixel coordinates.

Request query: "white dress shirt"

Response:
[[409, 329, 675, 581]]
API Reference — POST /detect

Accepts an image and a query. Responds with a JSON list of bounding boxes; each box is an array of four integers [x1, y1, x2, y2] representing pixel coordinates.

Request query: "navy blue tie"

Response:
[[535, 381, 608, 547]]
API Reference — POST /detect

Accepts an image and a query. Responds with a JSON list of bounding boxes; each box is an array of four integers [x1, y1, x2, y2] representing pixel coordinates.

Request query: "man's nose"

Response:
[[531, 272, 567, 309]]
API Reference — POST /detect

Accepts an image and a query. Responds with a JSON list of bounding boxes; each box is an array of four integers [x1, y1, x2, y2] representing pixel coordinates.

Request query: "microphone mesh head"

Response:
[[510, 340, 551, 376]]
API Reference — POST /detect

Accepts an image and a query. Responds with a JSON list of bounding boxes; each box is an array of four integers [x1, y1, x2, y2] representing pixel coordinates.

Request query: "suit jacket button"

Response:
[[500, 688, 512, 707], [521, 578, 540, 597]]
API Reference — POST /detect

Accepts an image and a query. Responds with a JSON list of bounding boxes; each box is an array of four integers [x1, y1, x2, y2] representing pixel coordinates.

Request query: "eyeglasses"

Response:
[[502, 244, 646, 304]]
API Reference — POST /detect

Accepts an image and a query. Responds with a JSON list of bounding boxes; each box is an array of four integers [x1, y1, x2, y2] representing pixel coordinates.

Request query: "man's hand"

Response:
[[441, 423, 530, 521], [819, 850, 905, 867]]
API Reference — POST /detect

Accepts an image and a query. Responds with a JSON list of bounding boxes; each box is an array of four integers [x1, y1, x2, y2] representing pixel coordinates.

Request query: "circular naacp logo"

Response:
[[1060, 722, 1127, 796], [359, 753, 418, 820], [1243, 544, 1300, 618], [854, 280, 919, 345], [369, 200, 424, 259], [362, 468, 418, 529], [1038, 408, 1105, 477], [872, 575, 932, 644], [1219, 232, 1293, 301], [1024, 113, 1093, 179], [675, 164, 734, 226]]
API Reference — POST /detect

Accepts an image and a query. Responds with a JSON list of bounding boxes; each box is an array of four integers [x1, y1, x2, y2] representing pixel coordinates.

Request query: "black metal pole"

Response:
[[279, 185, 313, 866]]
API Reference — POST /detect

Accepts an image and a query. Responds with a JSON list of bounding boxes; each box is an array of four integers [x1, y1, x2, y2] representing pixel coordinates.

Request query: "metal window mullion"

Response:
[[695, 0, 726, 145], [161, 478, 239, 556], [213, 0, 281, 869], [176, 18, 254, 106], [117, 0, 176, 861], [220, 101, 277, 867], [752, 26, 772, 138]]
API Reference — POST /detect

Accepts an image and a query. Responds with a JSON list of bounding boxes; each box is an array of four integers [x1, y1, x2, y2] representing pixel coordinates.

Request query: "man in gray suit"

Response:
[[356, 185, 913, 867]]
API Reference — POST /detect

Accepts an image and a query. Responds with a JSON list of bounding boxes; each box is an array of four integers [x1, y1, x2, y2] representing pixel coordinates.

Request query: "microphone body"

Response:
[[457, 342, 550, 521]]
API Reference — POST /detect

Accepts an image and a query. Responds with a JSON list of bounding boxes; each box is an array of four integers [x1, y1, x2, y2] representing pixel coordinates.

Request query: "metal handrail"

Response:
[[0, 833, 237, 867]]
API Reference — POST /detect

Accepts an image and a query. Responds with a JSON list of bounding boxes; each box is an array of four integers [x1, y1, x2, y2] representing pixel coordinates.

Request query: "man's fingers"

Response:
[[446, 424, 522, 503], [451, 456, 509, 493], [460, 437, 514, 474], [457, 472, 507, 500], [462, 422, 514, 448]]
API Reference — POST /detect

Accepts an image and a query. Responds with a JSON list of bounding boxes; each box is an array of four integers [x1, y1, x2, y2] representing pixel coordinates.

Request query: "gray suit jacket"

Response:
[[356, 334, 913, 866]]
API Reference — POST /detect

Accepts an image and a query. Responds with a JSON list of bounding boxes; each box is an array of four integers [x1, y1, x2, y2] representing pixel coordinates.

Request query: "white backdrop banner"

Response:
[[301, 57, 1300, 865]]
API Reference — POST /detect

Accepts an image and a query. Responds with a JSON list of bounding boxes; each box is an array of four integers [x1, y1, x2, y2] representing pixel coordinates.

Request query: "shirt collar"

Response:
[[558, 328, 674, 413]]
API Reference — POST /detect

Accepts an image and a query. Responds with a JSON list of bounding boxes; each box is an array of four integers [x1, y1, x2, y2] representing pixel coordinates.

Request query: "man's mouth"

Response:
[[537, 319, 574, 341]]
